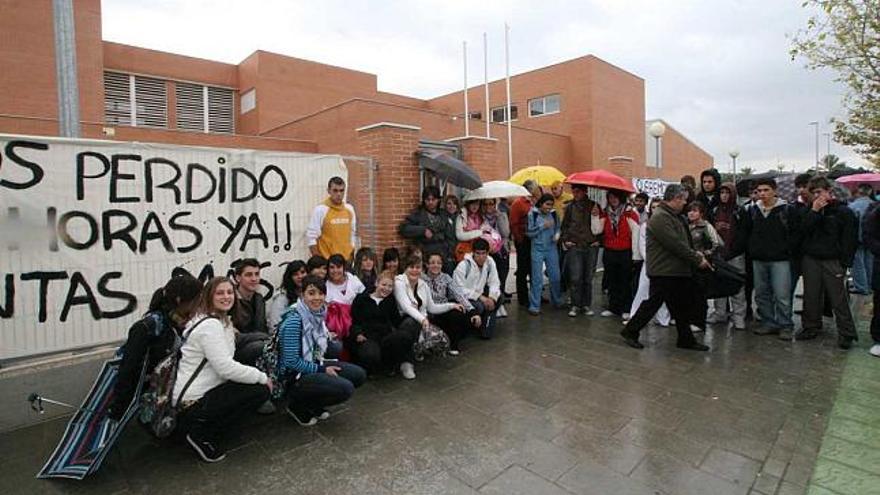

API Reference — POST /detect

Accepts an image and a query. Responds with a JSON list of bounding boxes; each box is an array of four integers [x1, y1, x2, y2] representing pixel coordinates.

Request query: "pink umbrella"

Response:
[[835, 173, 880, 191]]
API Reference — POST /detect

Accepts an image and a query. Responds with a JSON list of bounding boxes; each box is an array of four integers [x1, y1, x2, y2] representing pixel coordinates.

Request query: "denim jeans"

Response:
[[470, 297, 498, 338], [851, 246, 874, 294], [529, 246, 561, 311], [286, 361, 366, 413], [752, 260, 793, 330], [565, 246, 599, 309]]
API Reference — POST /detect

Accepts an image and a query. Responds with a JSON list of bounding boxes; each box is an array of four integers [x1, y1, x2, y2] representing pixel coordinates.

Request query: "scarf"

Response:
[[295, 298, 328, 363], [464, 210, 482, 231], [605, 203, 625, 236]]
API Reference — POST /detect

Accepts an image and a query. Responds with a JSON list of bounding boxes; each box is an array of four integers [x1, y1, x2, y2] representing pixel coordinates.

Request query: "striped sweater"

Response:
[[277, 309, 327, 377]]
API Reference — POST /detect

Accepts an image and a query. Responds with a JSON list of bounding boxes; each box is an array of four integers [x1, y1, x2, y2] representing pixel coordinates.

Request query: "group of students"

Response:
[[622, 169, 876, 354], [107, 245, 505, 463]]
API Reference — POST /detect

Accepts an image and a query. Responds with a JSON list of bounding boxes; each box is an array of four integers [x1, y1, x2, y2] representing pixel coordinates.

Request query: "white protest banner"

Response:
[[632, 177, 672, 198], [0, 135, 347, 361]]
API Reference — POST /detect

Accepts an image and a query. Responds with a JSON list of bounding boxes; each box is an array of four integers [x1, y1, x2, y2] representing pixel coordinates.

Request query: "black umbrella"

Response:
[[417, 150, 482, 189], [735, 171, 778, 197]]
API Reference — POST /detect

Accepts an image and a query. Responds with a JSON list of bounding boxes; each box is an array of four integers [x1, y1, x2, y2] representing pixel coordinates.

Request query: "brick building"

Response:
[[0, 0, 713, 248]]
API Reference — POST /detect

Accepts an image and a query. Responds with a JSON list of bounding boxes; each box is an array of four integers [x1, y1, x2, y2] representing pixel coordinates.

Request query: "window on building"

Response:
[[468, 111, 482, 120], [528, 94, 561, 117], [491, 105, 518, 123], [175, 82, 235, 134], [103, 71, 168, 128]]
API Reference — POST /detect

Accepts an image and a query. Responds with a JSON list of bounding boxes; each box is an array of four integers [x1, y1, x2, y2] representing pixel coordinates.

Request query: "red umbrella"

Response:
[[565, 170, 636, 193]]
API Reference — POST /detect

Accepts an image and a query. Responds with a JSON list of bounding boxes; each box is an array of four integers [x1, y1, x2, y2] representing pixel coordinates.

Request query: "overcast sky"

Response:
[[102, 0, 869, 173]]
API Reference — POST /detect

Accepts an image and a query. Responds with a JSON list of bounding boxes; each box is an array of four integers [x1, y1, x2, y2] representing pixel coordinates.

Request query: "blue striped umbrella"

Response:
[[36, 356, 143, 480]]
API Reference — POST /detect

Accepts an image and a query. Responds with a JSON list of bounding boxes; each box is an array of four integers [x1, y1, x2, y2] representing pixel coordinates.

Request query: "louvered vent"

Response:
[[207, 86, 234, 134], [133, 75, 167, 128], [104, 72, 131, 126], [175, 82, 206, 132]]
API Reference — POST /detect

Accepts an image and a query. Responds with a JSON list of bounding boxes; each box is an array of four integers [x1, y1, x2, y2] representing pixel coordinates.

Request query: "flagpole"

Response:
[[484, 32, 490, 139], [505, 23, 513, 176], [463, 40, 469, 137]]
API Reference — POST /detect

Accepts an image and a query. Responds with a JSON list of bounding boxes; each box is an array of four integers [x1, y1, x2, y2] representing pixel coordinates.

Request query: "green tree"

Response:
[[790, 1, 880, 159], [821, 153, 848, 169], [740, 166, 754, 176]]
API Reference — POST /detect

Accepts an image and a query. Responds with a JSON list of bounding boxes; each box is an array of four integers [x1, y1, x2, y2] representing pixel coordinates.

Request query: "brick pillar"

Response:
[[607, 156, 635, 181], [356, 122, 421, 250], [448, 136, 500, 182]]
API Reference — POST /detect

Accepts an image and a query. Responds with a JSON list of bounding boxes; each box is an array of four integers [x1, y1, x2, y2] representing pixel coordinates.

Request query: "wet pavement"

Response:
[[0, 296, 869, 495]]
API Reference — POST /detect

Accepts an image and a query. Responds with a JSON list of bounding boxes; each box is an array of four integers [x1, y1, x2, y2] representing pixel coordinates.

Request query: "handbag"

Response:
[[412, 322, 450, 358], [326, 302, 353, 340]]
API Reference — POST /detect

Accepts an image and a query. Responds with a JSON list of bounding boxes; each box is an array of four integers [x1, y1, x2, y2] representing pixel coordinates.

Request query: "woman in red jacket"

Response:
[[597, 190, 640, 318]]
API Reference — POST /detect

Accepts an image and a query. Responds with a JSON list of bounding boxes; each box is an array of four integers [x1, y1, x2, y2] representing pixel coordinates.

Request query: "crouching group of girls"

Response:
[[109, 246, 499, 464]]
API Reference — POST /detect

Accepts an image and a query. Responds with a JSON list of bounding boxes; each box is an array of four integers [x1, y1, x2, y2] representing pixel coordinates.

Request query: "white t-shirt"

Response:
[[326, 273, 365, 305]]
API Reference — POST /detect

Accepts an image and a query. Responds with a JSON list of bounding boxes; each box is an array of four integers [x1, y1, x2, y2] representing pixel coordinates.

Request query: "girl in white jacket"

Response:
[[174, 276, 272, 463], [393, 254, 461, 377]]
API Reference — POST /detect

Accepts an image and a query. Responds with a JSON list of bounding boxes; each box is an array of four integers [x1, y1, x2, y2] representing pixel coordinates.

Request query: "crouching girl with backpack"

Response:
[[271, 275, 366, 426], [174, 277, 273, 463]]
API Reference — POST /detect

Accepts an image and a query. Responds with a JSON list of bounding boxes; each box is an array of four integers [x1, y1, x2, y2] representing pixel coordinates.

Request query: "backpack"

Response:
[[256, 319, 287, 401], [139, 317, 209, 438]]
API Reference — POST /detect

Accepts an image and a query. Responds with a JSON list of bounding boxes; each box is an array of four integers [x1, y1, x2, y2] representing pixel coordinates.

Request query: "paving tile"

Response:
[[613, 419, 712, 466], [751, 472, 782, 495], [552, 424, 648, 476], [478, 465, 572, 495], [817, 435, 880, 477], [700, 447, 762, 487], [556, 459, 662, 495], [825, 416, 880, 449], [629, 451, 748, 495], [811, 459, 880, 495]]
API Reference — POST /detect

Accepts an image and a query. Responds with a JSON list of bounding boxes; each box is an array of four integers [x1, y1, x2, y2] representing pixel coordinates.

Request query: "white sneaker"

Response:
[[497, 305, 508, 318], [568, 307, 579, 317], [870, 344, 880, 357], [690, 324, 704, 333], [584, 308, 595, 316], [600, 310, 614, 317], [448, 349, 461, 356], [400, 362, 416, 380]]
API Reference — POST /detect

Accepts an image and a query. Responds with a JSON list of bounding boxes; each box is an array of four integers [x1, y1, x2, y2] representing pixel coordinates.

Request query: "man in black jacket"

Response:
[[797, 176, 858, 348], [734, 178, 797, 339], [232, 258, 270, 365], [399, 186, 455, 273], [696, 168, 722, 214], [560, 184, 601, 316]]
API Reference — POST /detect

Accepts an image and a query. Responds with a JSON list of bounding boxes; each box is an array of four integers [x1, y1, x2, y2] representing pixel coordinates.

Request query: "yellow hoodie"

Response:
[[307, 198, 356, 258]]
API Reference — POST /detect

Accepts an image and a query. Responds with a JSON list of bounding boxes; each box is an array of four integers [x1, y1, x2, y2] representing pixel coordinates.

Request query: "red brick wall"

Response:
[[454, 137, 499, 182], [356, 124, 421, 250], [656, 124, 714, 181]]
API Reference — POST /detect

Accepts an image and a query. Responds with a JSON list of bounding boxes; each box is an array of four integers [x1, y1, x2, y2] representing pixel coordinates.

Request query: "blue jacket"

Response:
[[849, 196, 874, 243], [526, 207, 559, 251]]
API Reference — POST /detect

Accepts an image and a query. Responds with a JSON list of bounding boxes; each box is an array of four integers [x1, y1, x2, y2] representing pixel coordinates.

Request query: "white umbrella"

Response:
[[463, 180, 530, 201]]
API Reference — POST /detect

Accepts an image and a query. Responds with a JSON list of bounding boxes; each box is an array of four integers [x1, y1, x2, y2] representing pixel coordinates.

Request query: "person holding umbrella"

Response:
[[399, 186, 456, 273], [560, 184, 604, 316], [510, 180, 543, 307], [595, 189, 640, 318]]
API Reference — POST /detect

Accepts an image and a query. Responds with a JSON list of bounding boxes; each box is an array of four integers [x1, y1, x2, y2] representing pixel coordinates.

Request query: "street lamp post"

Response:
[[729, 149, 740, 185], [809, 121, 819, 171], [648, 121, 666, 179]]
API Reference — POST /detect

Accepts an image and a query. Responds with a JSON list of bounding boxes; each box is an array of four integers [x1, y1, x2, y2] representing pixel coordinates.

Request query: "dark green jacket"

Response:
[[646, 203, 703, 277]]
